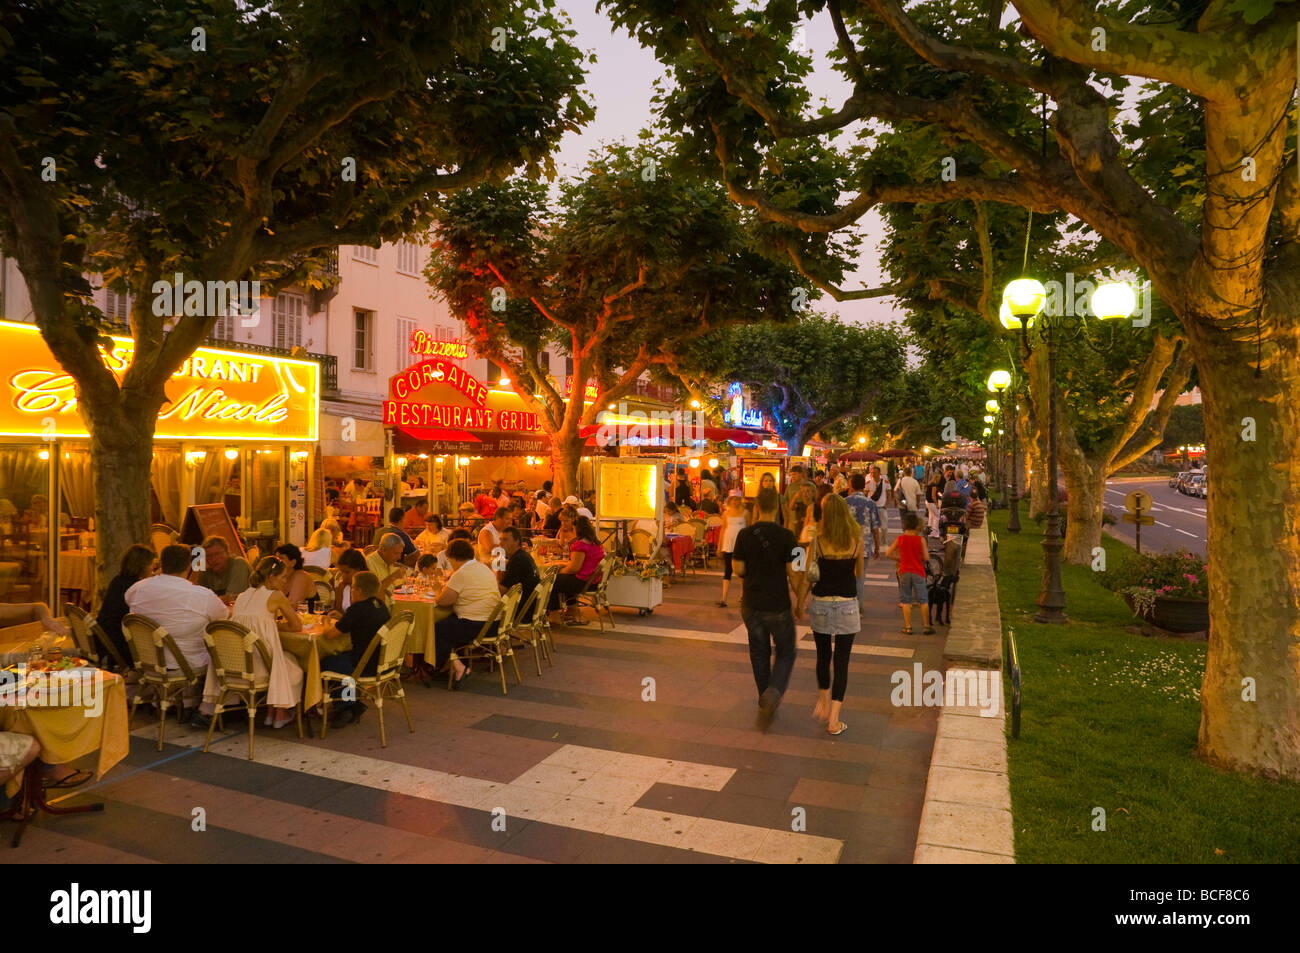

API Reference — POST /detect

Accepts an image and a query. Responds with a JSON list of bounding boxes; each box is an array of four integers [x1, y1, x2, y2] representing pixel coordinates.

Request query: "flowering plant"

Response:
[[609, 556, 670, 580], [1116, 549, 1207, 618]]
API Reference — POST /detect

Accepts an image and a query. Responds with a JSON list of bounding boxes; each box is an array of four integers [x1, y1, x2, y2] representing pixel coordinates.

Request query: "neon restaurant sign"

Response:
[[383, 358, 541, 434], [0, 320, 320, 441], [408, 330, 469, 360]]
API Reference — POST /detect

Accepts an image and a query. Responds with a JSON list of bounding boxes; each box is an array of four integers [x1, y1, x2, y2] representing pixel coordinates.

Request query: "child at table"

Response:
[[416, 553, 439, 582], [318, 572, 390, 728]]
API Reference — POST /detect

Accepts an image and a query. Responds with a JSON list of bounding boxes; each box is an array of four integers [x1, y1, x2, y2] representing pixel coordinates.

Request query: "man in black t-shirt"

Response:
[[731, 488, 802, 728], [319, 572, 391, 727], [498, 526, 539, 608]]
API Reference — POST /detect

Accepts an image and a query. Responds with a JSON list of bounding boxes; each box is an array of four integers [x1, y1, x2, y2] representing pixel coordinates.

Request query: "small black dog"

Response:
[[929, 573, 958, 625]]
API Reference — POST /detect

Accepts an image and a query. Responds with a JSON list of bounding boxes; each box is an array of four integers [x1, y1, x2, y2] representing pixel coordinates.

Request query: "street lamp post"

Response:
[[1006, 393, 1021, 533], [999, 278, 1136, 624]]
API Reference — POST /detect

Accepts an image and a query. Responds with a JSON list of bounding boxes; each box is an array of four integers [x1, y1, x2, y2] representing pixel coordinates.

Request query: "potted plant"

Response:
[[607, 556, 669, 615], [1116, 549, 1209, 633]]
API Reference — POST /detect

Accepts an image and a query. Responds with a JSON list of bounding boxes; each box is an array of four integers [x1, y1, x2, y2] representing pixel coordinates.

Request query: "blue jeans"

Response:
[[740, 606, 797, 700]]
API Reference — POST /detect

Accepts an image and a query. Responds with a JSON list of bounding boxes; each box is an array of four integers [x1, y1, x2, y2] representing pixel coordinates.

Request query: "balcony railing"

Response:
[[201, 336, 338, 394]]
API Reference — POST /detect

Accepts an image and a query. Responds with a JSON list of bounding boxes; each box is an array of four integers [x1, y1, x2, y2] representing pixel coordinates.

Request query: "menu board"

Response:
[[595, 459, 663, 521], [180, 503, 246, 558], [741, 459, 784, 499]]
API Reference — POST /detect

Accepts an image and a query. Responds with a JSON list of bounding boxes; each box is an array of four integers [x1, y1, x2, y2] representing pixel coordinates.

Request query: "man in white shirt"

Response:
[[894, 470, 923, 518], [534, 492, 551, 524], [477, 508, 512, 565], [125, 544, 227, 676]]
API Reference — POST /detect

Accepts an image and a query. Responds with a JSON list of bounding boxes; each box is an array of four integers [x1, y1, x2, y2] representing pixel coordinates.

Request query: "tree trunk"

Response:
[[549, 432, 583, 500], [1059, 449, 1105, 565], [1022, 408, 1049, 519], [89, 412, 157, 606], [1189, 322, 1300, 780]]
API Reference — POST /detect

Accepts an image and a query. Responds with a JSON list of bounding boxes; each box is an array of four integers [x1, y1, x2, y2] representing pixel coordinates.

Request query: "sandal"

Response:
[[901, 626, 913, 635], [43, 768, 93, 789], [828, 722, 848, 736]]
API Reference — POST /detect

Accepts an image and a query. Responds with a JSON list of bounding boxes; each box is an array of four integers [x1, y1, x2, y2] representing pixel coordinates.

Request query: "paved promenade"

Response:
[[9, 557, 945, 863]]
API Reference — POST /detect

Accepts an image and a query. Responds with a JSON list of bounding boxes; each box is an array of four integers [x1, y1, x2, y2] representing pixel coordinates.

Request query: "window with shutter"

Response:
[[396, 317, 416, 370], [353, 245, 378, 264], [354, 309, 373, 370], [396, 242, 420, 276], [273, 293, 303, 350]]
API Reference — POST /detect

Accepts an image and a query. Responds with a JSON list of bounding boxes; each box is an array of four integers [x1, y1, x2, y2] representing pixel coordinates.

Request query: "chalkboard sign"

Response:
[[180, 503, 246, 557]]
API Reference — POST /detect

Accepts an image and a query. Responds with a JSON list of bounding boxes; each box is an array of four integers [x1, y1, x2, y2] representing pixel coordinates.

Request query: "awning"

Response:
[[392, 426, 551, 457], [839, 450, 883, 462], [319, 413, 386, 457], [578, 422, 770, 447]]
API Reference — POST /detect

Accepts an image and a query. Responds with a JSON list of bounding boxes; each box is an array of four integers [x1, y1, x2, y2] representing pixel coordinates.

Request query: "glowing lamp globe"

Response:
[[987, 369, 1012, 393], [998, 300, 1022, 330], [857, 436, 867, 445], [982, 427, 992, 437], [1090, 281, 1136, 321], [1002, 278, 1046, 319], [985, 399, 1000, 413], [983, 415, 995, 424]]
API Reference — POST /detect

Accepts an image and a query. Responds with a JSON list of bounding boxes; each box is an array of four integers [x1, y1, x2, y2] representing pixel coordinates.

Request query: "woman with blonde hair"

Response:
[[795, 492, 863, 736], [303, 527, 334, 570], [200, 556, 304, 730]]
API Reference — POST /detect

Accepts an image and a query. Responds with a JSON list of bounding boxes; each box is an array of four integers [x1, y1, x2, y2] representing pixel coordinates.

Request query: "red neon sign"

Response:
[[410, 330, 468, 359]]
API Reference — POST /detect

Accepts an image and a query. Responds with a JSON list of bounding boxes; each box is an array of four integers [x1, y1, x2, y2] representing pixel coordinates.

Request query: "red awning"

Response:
[[839, 450, 883, 462], [578, 423, 771, 446], [392, 426, 551, 457]]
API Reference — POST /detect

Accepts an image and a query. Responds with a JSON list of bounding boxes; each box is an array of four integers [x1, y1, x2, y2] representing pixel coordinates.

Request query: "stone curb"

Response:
[[913, 520, 1015, 863]]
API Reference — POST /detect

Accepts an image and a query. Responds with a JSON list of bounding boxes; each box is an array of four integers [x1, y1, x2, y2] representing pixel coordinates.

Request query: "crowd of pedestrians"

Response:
[[734, 457, 988, 734]]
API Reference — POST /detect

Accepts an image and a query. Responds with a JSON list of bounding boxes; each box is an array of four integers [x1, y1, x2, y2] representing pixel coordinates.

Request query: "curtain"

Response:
[[59, 450, 94, 519], [194, 452, 235, 506], [0, 448, 47, 516], [150, 449, 184, 529]]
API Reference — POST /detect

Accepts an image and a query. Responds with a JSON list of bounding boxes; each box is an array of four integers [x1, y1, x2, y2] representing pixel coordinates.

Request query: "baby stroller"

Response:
[[925, 534, 963, 625], [938, 489, 969, 560]]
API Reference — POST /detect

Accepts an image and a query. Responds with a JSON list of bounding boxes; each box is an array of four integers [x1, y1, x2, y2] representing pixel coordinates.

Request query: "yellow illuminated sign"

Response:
[[0, 320, 319, 441], [595, 458, 663, 522]]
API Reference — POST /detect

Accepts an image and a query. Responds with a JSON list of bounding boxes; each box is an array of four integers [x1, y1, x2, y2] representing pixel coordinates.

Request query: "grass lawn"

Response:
[[989, 510, 1300, 863]]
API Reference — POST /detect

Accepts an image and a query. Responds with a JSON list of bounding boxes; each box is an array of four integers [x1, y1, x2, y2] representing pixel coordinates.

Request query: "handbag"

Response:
[[805, 534, 820, 585]]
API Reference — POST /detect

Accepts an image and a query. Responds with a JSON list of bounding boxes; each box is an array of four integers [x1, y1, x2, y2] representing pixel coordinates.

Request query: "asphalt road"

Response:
[[1102, 477, 1206, 557]]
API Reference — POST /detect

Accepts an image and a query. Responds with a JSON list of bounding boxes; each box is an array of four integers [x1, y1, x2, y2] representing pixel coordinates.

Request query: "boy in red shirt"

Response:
[[885, 513, 936, 634]]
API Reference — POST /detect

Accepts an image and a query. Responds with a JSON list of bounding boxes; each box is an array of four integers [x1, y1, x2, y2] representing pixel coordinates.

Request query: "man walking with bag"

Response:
[[732, 488, 802, 730]]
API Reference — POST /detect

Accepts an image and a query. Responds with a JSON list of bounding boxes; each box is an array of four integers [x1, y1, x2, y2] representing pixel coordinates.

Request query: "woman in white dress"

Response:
[[202, 556, 304, 730]]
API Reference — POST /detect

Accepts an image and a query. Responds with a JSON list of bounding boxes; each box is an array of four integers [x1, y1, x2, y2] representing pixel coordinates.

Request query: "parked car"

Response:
[[1175, 471, 1196, 494], [1186, 473, 1206, 498], [1169, 471, 1187, 489]]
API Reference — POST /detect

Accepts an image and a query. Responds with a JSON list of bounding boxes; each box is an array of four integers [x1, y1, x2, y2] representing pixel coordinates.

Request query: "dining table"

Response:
[[1, 648, 128, 847], [393, 588, 453, 658], [0, 620, 77, 668], [278, 615, 349, 712], [58, 548, 96, 600], [663, 533, 695, 571]]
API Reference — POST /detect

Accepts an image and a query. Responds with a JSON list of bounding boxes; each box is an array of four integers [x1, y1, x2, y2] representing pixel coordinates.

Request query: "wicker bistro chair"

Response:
[[320, 611, 415, 747], [122, 613, 205, 751], [449, 586, 524, 695], [627, 529, 657, 562], [312, 579, 335, 610], [508, 570, 558, 675], [201, 620, 303, 760], [684, 520, 709, 574], [303, 565, 330, 581], [64, 603, 130, 673], [574, 555, 617, 634]]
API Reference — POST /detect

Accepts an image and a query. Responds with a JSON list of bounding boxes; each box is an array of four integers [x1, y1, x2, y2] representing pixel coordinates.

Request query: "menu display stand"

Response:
[[179, 503, 246, 558]]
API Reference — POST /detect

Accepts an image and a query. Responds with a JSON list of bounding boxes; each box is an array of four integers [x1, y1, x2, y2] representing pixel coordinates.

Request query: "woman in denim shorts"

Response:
[[798, 494, 864, 736]]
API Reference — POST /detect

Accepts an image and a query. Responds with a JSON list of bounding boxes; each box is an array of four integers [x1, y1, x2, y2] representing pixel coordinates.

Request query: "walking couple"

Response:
[[732, 488, 863, 736]]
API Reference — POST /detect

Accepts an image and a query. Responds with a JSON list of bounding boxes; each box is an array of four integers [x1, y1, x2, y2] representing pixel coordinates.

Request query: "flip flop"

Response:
[[828, 722, 848, 736], [901, 626, 913, 634], [44, 768, 92, 789]]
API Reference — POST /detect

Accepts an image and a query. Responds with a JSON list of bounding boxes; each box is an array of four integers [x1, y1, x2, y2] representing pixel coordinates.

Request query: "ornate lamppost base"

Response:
[[1034, 510, 1068, 623]]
